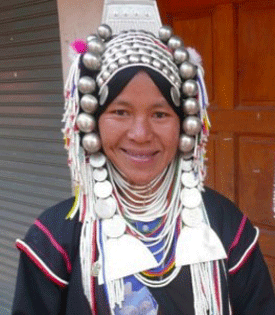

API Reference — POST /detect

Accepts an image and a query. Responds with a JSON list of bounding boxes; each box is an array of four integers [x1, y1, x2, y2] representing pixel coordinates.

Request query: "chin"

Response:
[[126, 173, 157, 186]]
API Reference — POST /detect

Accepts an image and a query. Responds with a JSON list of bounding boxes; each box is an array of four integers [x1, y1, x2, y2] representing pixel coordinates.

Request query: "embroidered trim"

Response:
[[229, 227, 259, 274], [16, 239, 69, 288], [228, 215, 247, 254], [35, 219, 72, 273]]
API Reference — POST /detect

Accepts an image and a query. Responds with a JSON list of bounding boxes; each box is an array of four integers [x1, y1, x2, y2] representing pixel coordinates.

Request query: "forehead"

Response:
[[110, 71, 169, 106]]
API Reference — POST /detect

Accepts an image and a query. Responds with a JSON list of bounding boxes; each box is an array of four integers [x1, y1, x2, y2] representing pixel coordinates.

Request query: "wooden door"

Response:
[[158, 0, 275, 284]]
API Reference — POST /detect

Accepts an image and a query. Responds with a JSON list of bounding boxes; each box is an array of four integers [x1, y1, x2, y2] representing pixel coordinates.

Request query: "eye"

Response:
[[112, 109, 129, 117], [153, 111, 169, 119]]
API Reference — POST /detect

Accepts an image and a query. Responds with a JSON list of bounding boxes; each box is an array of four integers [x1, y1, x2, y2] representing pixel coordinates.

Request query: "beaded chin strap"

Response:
[[62, 1, 228, 314]]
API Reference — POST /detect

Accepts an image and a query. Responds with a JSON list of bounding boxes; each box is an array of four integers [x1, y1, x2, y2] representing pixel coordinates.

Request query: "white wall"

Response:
[[57, 0, 104, 82]]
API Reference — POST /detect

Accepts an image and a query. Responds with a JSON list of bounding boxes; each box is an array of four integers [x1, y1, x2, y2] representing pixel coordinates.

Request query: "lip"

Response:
[[121, 148, 159, 163]]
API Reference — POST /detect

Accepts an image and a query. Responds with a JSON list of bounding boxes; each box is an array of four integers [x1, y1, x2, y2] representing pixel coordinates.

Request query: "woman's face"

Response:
[[98, 71, 180, 186]]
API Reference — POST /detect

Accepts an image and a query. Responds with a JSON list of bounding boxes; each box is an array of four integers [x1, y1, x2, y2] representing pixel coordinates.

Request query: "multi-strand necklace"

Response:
[[107, 157, 184, 287]]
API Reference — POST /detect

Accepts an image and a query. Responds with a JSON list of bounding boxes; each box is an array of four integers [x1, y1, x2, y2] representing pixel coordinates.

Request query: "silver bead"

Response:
[[83, 52, 101, 71], [152, 59, 162, 69], [82, 133, 101, 153], [78, 76, 96, 94], [108, 62, 119, 73], [179, 134, 195, 152], [183, 98, 199, 115], [115, 51, 125, 59], [179, 61, 197, 80], [87, 37, 105, 54], [102, 70, 111, 80], [96, 76, 104, 88], [182, 116, 202, 136], [162, 67, 170, 76], [129, 54, 140, 63], [118, 57, 129, 66], [80, 94, 98, 113], [168, 36, 183, 50], [121, 43, 131, 50], [151, 51, 160, 59], [76, 113, 96, 133], [97, 24, 112, 40], [126, 48, 135, 55], [174, 47, 189, 64], [141, 55, 152, 64], [159, 25, 173, 42], [182, 80, 198, 97], [169, 74, 176, 83]]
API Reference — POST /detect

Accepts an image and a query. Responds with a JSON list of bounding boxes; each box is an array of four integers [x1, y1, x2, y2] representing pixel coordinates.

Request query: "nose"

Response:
[[127, 116, 153, 143]]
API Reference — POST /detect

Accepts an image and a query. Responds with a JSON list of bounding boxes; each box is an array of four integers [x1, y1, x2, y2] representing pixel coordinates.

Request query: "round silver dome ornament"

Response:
[[183, 116, 202, 136], [97, 24, 112, 41], [179, 134, 195, 152], [76, 113, 96, 133], [159, 25, 173, 42], [86, 34, 97, 43], [78, 76, 96, 94], [179, 61, 197, 80], [82, 133, 101, 153], [174, 47, 189, 64], [80, 94, 98, 114], [87, 37, 105, 54], [83, 52, 101, 71], [183, 98, 199, 115], [182, 80, 198, 97], [168, 36, 183, 50]]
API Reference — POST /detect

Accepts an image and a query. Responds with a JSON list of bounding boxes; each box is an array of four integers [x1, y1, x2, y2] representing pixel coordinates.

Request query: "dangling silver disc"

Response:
[[93, 167, 108, 181], [180, 187, 202, 208], [94, 180, 112, 199], [181, 171, 199, 188], [95, 196, 117, 219], [99, 85, 109, 106], [181, 159, 193, 172], [170, 87, 180, 107], [102, 214, 126, 238], [181, 207, 203, 227], [90, 152, 106, 168]]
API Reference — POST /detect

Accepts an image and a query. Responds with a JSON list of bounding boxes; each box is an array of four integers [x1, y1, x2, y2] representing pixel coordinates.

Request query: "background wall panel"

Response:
[[0, 0, 70, 312]]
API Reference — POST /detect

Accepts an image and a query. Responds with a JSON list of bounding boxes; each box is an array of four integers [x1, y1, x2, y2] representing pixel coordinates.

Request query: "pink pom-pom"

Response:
[[71, 40, 88, 54]]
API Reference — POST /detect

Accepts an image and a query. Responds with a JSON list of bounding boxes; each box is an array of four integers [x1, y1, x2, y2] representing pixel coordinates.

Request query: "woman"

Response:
[[12, 25, 275, 315]]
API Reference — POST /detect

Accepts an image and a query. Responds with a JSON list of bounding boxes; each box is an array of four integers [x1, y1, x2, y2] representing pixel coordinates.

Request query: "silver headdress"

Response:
[[62, 1, 227, 315]]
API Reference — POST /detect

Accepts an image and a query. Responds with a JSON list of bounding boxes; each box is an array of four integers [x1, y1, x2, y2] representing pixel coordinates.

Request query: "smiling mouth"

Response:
[[121, 149, 159, 161]]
